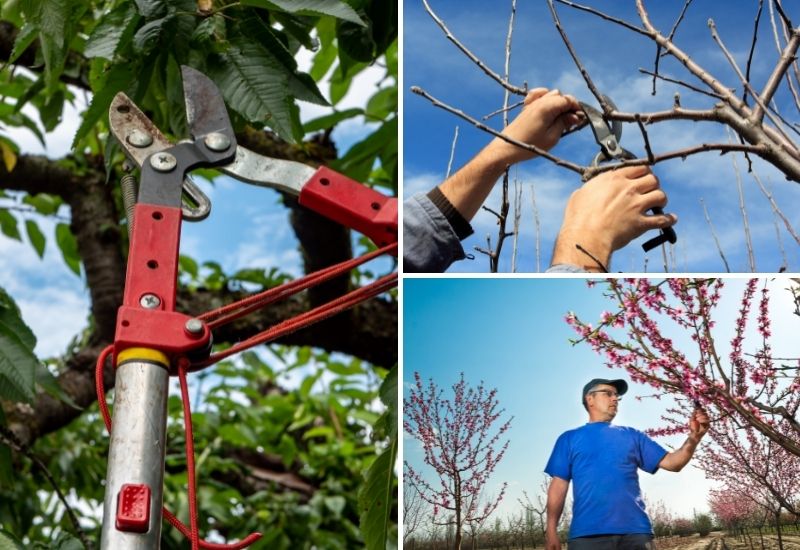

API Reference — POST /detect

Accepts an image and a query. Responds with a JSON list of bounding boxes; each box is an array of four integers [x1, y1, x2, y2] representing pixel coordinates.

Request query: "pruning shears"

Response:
[[579, 95, 677, 252], [99, 66, 397, 548]]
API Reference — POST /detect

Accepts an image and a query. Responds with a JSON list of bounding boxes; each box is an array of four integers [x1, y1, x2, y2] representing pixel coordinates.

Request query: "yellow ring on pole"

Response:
[[117, 347, 170, 368]]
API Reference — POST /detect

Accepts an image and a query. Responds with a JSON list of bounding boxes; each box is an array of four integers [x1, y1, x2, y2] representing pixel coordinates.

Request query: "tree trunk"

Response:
[[776, 511, 784, 550]]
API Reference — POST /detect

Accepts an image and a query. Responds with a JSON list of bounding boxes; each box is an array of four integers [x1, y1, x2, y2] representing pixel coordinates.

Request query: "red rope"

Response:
[[199, 242, 396, 328], [95, 244, 397, 548]]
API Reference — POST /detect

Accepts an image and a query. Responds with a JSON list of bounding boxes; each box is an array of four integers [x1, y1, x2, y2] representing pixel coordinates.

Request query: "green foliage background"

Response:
[[0, 0, 397, 547]]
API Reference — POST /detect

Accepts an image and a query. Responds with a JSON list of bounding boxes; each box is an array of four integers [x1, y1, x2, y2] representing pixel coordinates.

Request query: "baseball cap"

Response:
[[582, 378, 628, 407]]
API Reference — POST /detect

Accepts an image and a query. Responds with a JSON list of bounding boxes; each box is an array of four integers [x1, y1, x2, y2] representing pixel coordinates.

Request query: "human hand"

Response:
[[495, 88, 581, 164], [689, 408, 710, 441], [545, 529, 562, 550], [551, 165, 677, 271]]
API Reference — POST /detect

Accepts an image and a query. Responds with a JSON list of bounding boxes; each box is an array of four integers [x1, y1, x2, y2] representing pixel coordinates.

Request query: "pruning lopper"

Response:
[[99, 66, 397, 549], [579, 95, 677, 252]]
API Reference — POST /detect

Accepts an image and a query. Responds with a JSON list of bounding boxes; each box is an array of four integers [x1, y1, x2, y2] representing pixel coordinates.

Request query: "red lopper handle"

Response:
[[298, 166, 398, 252]]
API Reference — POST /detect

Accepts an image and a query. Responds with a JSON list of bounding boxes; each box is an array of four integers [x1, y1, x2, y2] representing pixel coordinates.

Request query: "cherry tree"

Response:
[[709, 486, 761, 534], [404, 372, 512, 550], [566, 278, 800, 456]]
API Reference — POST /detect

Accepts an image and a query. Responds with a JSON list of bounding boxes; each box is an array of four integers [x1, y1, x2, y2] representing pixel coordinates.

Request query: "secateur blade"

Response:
[[579, 94, 625, 163], [109, 93, 212, 221]]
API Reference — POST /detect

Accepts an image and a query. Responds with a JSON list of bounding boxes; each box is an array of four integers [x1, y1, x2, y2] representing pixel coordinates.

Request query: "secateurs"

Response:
[[99, 66, 397, 549], [579, 95, 677, 252]]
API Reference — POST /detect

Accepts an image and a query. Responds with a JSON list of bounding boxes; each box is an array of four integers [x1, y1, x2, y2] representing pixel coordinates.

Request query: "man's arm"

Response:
[[440, 88, 580, 221], [658, 409, 710, 472], [545, 476, 569, 550]]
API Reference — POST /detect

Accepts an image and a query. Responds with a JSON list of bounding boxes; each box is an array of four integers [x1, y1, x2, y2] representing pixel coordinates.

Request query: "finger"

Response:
[[524, 87, 550, 105], [639, 188, 668, 210], [630, 172, 660, 194], [639, 211, 678, 231], [614, 164, 652, 180]]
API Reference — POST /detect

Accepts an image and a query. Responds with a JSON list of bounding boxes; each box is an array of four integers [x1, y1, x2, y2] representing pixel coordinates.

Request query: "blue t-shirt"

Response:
[[544, 422, 668, 539]]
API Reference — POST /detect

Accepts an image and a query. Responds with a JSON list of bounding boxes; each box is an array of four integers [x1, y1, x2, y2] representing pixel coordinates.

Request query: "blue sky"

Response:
[[404, 1, 800, 273], [402, 277, 799, 521]]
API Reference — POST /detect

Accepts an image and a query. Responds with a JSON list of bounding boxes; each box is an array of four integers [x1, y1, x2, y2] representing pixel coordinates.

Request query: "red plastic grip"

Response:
[[298, 166, 397, 251], [116, 483, 151, 533]]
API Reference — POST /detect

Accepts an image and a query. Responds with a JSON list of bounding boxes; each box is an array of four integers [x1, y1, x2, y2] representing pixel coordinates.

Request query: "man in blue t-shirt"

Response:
[[544, 378, 709, 549]]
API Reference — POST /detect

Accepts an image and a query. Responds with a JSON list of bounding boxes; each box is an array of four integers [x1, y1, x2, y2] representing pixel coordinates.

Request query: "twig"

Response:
[[634, 114, 655, 163], [708, 18, 798, 150], [743, 0, 764, 106], [511, 177, 522, 273], [582, 142, 767, 181], [0, 425, 92, 549], [483, 99, 525, 121], [637, 69, 726, 100], [729, 137, 757, 272], [547, 0, 609, 110], [767, 0, 800, 109], [773, 215, 788, 272], [756, 28, 800, 123], [700, 198, 731, 273], [445, 126, 459, 179], [751, 172, 800, 246], [421, 0, 527, 95], [410, 86, 585, 175], [531, 182, 541, 273], [652, 0, 694, 94], [554, 0, 649, 37]]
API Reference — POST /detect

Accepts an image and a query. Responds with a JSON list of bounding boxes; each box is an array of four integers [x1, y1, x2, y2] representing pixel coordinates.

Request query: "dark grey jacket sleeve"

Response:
[[403, 193, 466, 273]]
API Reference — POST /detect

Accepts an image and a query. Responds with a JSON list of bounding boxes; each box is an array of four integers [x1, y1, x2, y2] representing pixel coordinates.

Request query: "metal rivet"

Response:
[[204, 133, 231, 152], [140, 294, 161, 309], [150, 153, 177, 172], [126, 130, 153, 148], [185, 318, 204, 335]]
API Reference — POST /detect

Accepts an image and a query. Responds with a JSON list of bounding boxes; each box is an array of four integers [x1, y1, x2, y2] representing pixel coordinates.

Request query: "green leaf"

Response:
[[0, 323, 37, 403], [303, 108, 362, 134], [36, 362, 80, 409], [326, 360, 363, 376], [379, 366, 397, 436], [84, 3, 140, 60], [308, 17, 337, 81], [0, 286, 36, 352], [55, 223, 81, 276], [303, 426, 335, 440], [132, 15, 174, 55], [0, 529, 25, 550], [36, 0, 71, 91], [358, 436, 396, 550], [239, 13, 328, 106], [337, 20, 375, 64], [332, 117, 396, 183], [134, 0, 167, 19], [24, 220, 45, 258], [179, 255, 198, 279], [365, 87, 396, 121], [71, 63, 133, 149], [208, 42, 294, 140], [23, 194, 61, 215], [242, 0, 365, 26], [0, 210, 20, 241], [8, 23, 38, 65]]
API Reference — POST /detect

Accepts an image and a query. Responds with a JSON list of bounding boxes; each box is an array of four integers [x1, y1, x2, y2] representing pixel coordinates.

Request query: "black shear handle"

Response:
[[641, 212, 677, 252]]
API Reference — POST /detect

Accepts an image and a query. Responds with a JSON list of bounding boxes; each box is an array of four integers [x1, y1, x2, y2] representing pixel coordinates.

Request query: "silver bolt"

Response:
[[606, 139, 616, 148], [140, 294, 161, 309], [126, 129, 153, 148], [204, 133, 231, 152], [185, 318, 204, 335], [150, 153, 177, 172]]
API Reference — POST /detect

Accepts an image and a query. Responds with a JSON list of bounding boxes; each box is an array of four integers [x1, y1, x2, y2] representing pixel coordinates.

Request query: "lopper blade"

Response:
[[181, 65, 235, 141]]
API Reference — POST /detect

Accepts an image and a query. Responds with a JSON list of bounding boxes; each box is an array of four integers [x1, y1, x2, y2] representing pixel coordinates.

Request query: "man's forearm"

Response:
[[660, 436, 701, 472], [438, 138, 518, 221]]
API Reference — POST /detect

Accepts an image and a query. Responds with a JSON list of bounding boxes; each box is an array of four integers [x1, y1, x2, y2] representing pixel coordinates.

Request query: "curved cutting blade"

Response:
[[181, 65, 234, 140]]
